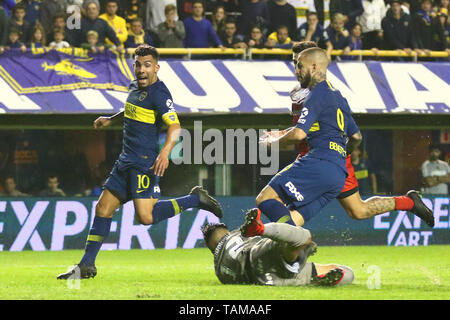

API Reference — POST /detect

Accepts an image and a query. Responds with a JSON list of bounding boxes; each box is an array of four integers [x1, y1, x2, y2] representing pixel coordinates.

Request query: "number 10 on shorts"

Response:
[[137, 174, 150, 189]]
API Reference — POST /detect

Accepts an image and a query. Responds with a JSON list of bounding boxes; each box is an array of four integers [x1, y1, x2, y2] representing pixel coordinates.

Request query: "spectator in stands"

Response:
[[330, 0, 364, 29], [1, 0, 16, 16], [432, 7, 449, 50], [326, 13, 351, 55], [297, 11, 333, 56], [211, 4, 227, 35], [47, 14, 76, 46], [356, 0, 386, 50], [265, 24, 293, 48], [341, 22, 363, 60], [81, 30, 107, 52], [177, 0, 194, 20], [6, 28, 27, 52], [121, 0, 142, 25], [124, 18, 154, 48], [267, 0, 297, 39], [40, 0, 66, 37], [349, 22, 363, 50], [157, 4, 185, 48], [2, 176, 30, 197], [421, 147, 450, 195], [220, 19, 247, 48], [351, 147, 378, 195], [9, 4, 32, 43], [39, 175, 66, 197], [412, 0, 433, 55], [432, 0, 447, 14], [238, 0, 271, 38], [22, 0, 42, 27], [382, 0, 418, 55], [183, 0, 225, 48], [29, 23, 47, 49], [99, 0, 128, 46], [287, 0, 316, 28], [245, 25, 267, 48], [146, 0, 177, 32], [0, 7, 8, 54], [73, 1, 122, 49], [49, 28, 71, 48], [314, 0, 332, 28]]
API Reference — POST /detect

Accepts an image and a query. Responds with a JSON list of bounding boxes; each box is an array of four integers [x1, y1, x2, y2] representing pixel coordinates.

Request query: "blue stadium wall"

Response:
[[0, 195, 448, 251]]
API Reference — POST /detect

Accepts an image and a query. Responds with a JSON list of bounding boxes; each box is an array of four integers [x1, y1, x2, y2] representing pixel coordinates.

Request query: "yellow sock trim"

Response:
[[170, 199, 181, 215], [87, 234, 104, 242], [276, 215, 291, 223]]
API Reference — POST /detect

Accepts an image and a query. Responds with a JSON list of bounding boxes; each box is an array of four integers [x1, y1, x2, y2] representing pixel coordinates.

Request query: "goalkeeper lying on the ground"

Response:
[[202, 208, 354, 286]]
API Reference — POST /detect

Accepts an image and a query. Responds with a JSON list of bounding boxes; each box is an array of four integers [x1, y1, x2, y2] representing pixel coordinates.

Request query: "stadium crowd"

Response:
[[0, 0, 448, 57]]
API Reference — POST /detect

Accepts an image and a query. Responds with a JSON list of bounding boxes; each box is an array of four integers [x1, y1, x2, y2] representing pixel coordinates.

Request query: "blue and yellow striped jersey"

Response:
[[118, 79, 179, 171], [295, 80, 359, 172]]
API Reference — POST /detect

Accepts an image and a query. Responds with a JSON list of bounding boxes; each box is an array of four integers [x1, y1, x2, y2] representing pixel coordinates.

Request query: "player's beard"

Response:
[[300, 72, 311, 89]]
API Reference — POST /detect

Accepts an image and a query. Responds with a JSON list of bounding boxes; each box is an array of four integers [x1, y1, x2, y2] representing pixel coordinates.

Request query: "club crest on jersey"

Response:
[[139, 91, 148, 101]]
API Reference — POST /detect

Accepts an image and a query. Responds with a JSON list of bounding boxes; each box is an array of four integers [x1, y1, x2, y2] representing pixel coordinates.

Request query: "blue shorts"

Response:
[[268, 156, 346, 222], [104, 160, 161, 203]]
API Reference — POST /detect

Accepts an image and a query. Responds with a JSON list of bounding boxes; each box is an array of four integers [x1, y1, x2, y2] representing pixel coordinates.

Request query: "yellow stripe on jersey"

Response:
[[124, 102, 156, 124], [310, 121, 320, 132], [326, 80, 335, 91], [162, 112, 180, 126]]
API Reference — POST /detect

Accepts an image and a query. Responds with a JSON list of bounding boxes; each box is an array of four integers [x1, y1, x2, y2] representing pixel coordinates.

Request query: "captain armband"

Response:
[[162, 112, 180, 126]]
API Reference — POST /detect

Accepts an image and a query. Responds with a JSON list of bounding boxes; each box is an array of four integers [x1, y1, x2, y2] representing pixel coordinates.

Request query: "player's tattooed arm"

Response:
[[346, 131, 362, 154]]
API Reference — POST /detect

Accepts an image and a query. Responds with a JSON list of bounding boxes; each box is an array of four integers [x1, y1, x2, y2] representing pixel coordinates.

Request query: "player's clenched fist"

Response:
[[93, 116, 112, 129]]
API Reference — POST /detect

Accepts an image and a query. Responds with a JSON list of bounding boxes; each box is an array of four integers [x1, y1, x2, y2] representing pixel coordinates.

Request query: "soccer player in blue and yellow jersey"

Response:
[[257, 47, 361, 227], [57, 44, 223, 280]]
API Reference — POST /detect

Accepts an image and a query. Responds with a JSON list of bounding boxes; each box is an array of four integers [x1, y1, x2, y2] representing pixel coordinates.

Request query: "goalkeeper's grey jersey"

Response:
[[213, 230, 312, 286]]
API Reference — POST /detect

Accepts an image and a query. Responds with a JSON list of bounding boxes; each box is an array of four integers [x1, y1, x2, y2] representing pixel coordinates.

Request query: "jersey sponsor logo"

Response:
[[285, 181, 304, 202], [329, 141, 346, 157], [124, 102, 156, 124], [166, 99, 174, 111], [297, 107, 308, 124], [153, 186, 161, 193], [136, 189, 146, 194]]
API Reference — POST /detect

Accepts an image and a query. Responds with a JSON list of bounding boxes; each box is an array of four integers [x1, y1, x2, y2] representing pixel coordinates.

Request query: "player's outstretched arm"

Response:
[[93, 110, 124, 129], [151, 122, 181, 176], [260, 127, 307, 148]]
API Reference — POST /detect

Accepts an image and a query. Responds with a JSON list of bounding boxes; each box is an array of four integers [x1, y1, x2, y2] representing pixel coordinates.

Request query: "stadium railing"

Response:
[[125, 48, 450, 61]]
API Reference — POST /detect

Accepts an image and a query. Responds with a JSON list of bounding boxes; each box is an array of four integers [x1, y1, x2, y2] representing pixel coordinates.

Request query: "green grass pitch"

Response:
[[0, 245, 449, 300]]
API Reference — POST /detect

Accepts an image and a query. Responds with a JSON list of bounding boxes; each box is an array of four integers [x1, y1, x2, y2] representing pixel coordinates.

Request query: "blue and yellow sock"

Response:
[[258, 199, 295, 225], [80, 216, 112, 266], [151, 194, 200, 224]]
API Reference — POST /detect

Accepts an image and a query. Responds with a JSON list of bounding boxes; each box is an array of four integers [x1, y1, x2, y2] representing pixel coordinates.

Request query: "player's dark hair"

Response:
[[201, 222, 228, 251], [292, 41, 318, 54], [134, 44, 159, 62]]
